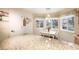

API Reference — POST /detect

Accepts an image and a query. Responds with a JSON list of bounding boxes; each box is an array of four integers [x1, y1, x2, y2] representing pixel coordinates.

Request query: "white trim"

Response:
[[61, 29, 74, 33], [60, 15, 75, 33]]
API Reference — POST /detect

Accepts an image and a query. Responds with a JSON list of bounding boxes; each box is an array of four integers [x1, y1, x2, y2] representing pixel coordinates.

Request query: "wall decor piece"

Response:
[[26, 17, 30, 24], [23, 17, 26, 26], [23, 17, 30, 26], [0, 11, 9, 21]]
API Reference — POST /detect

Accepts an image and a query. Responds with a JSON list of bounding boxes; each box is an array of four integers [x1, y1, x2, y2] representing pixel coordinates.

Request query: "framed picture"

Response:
[[0, 11, 9, 21], [23, 17, 26, 26], [23, 17, 30, 26]]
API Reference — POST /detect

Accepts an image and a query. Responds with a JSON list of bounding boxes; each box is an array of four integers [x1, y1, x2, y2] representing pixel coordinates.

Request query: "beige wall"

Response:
[[74, 9, 79, 35], [59, 31, 74, 42], [0, 8, 33, 41]]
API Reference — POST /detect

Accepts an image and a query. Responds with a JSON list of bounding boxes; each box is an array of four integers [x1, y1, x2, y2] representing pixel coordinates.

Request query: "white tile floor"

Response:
[[0, 34, 79, 50]]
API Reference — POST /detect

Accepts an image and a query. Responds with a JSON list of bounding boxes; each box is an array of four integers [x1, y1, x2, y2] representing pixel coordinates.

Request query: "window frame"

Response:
[[35, 18, 45, 28], [35, 18, 59, 29], [60, 15, 75, 33], [50, 18, 59, 30]]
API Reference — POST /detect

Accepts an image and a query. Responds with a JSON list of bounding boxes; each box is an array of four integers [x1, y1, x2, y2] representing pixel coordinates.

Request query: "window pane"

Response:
[[46, 20, 51, 28], [36, 20, 40, 28], [62, 19, 68, 30], [36, 20, 44, 28], [52, 20, 58, 29], [68, 17, 74, 31], [40, 20, 44, 28], [61, 15, 74, 32]]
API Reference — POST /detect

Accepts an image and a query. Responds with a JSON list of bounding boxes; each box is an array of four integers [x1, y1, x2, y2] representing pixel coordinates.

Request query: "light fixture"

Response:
[[47, 14, 50, 17], [45, 14, 51, 20], [45, 8, 51, 19], [46, 8, 51, 10]]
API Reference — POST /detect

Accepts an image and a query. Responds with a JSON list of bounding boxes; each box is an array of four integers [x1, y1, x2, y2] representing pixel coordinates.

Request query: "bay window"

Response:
[[36, 18, 58, 30]]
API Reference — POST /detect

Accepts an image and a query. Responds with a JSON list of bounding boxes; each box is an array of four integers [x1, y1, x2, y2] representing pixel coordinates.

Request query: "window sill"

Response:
[[61, 29, 74, 33]]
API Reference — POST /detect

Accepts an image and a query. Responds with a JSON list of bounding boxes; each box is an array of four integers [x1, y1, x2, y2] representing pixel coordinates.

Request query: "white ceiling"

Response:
[[24, 8, 64, 14]]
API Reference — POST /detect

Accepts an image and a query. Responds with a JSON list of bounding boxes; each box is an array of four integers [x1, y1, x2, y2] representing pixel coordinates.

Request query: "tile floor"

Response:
[[0, 34, 79, 50]]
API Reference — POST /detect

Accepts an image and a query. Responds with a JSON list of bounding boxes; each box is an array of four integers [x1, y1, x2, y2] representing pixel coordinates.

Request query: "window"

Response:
[[36, 18, 58, 29], [36, 20, 40, 28], [45, 19, 58, 29], [61, 15, 74, 32], [36, 20, 44, 28], [68, 17, 74, 31], [51, 19, 58, 29], [62, 19, 68, 30], [46, 20, 51, 28]]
